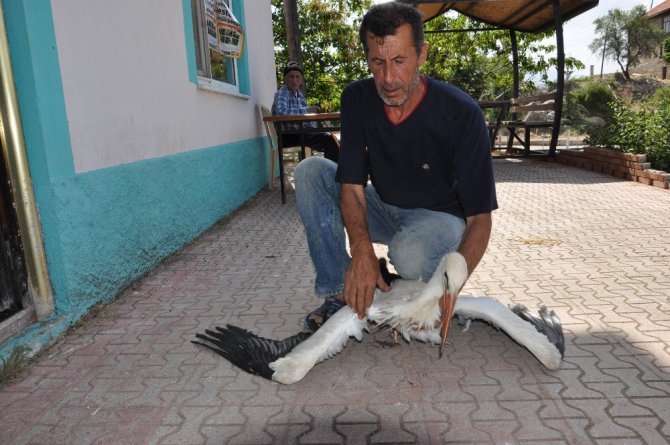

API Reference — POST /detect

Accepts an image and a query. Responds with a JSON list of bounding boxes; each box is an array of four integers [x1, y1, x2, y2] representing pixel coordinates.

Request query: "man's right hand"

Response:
[[340, 183, 390, 318], [343, 246, 390, 319]]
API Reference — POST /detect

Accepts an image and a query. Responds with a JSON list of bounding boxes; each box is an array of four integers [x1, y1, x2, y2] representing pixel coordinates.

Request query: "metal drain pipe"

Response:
[[0, 0, 54, 320]]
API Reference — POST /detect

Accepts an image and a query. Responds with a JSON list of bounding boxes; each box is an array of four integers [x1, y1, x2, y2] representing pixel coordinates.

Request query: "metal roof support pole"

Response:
[[550, 0, 565, 157]]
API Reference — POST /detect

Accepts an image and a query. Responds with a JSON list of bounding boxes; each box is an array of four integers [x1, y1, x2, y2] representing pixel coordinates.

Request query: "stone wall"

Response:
[[557, 146, 670, 190]]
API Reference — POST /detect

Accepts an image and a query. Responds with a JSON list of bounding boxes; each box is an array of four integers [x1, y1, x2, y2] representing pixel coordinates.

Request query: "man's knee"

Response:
[[388, 236, 434, 281], [295, 156, 335, 183], [294, 157, 341, 213], [388, 221, 464, 281]]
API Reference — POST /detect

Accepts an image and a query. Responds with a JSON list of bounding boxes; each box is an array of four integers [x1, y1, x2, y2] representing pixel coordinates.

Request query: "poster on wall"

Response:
[[203, 0, 245, 59], [203, 0, 219, 49]]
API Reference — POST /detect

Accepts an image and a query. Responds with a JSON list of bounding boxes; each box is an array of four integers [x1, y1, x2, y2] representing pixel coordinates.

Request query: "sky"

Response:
[[372, 0, 653, 79]]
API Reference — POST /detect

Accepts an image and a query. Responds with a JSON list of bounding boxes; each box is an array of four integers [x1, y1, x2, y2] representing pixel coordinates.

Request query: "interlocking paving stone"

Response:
[[1, 159, 669, 444]]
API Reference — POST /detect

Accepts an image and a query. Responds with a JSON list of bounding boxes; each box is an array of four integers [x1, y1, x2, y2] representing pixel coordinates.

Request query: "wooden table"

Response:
[[262, 112, 341, 204]]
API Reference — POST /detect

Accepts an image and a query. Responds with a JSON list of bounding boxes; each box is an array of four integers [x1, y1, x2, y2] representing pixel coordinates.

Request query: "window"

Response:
[[664, 15, 670, 33], [191, 0, 245, 94]]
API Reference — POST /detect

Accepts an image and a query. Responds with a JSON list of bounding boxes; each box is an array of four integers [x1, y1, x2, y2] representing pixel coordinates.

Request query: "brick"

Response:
[[561, 147, 670, 189]]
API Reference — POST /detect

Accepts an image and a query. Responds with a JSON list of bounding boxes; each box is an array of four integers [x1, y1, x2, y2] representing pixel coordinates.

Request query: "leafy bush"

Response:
[[585, 99, 670, 172], [663, 38, 670, 64], [650, 85, 670, 108], [571, 82, 616, 118], [645, 106, 670, 172]]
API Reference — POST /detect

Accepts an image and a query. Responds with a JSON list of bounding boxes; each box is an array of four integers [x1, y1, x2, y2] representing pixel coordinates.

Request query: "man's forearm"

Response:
[[340, 183, 385, 316], [340, 184, 373, 254], [458, 212, 492, 275]]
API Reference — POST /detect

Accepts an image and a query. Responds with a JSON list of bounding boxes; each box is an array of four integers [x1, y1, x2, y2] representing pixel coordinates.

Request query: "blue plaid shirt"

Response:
[[271, 85, 316, 130]]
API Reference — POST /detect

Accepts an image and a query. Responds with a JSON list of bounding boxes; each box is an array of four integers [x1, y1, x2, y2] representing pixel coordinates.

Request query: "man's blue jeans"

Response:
[[294, 157, 466, 298]]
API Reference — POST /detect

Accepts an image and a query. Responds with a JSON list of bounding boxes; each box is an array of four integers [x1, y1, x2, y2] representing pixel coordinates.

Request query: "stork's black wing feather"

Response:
[[192, 324, 311, 379], [510, 304, 565, 358], [379, 258, 402, 285]]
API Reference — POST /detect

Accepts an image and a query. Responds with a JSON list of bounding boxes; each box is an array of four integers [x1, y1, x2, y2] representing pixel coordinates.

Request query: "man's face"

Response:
[[284, 70, 303, 93], [365, 23, 428, 107]]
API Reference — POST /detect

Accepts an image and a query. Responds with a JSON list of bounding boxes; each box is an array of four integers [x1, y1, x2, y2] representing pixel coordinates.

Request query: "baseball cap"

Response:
[[283, 61, 304, 76]]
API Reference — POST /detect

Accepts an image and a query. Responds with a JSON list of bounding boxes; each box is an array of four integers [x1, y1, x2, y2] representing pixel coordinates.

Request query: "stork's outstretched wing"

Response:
[[449, 297, 564, 370], [192, 325, 311, 379]]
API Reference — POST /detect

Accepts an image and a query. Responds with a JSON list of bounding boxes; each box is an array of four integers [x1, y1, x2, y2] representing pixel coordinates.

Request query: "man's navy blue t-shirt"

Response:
[[335, 76, 498, 219]]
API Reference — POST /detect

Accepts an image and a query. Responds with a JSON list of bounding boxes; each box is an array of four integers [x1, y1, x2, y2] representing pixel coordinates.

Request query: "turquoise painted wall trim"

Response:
[[232, 0, 250, 96], [182, 0, 198, 84], [0, 314, 71, 363], [3, 0, 73, 301], [0, 135, 270, 360], [3, 0, 75, 182], [51, 136, 267, 311]]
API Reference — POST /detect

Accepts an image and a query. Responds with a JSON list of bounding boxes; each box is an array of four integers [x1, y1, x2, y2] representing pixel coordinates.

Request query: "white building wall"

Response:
[[51, 0, 277, 173]]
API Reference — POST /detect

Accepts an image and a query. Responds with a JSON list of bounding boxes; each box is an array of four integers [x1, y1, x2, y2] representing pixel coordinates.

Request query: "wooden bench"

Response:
[[502, 91, 558, 156]]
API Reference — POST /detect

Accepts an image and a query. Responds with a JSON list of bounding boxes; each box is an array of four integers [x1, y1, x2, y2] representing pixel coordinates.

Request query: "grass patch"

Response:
[[0, 345, 33, 386]]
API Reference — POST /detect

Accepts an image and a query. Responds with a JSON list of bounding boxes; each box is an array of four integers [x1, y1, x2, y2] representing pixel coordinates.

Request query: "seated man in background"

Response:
[[272, 62, 339, 163]]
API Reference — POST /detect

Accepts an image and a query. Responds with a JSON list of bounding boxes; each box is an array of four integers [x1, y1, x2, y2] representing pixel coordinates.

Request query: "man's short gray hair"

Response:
[[359, 1, 424, 56]]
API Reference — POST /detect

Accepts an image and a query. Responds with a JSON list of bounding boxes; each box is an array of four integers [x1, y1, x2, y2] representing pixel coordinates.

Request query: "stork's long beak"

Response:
[[439, 273, 457, 358], [439, 291, 457, 358]]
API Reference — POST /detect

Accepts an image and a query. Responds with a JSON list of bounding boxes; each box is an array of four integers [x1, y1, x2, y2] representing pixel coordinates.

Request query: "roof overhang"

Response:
[[400, 0, 599, 33]]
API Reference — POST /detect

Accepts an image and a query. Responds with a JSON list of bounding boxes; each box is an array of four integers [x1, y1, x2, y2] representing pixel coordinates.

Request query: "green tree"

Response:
[[272, 2, 583, 109], [272, 0, 372, 111], [422, 15, 583, 100], [589, 5, 666, 81]]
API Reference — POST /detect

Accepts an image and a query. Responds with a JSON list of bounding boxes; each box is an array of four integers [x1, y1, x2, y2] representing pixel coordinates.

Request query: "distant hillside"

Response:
[[566, 72, 670, 173]]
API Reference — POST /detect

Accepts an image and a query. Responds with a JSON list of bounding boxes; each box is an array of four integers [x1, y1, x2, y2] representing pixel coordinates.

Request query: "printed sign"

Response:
[[203, 0, 245, 58]]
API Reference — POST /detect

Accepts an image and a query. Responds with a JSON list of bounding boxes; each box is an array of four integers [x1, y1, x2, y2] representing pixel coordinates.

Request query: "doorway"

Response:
[[0, 138, 28, 324]]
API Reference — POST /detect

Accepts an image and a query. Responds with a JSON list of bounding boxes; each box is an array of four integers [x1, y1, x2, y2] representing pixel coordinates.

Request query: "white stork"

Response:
[[193, 252, 565, 384]]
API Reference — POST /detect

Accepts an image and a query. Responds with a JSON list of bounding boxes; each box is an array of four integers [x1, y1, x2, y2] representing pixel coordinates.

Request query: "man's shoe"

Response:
[[304, 297, 346, 332]]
